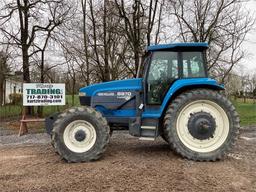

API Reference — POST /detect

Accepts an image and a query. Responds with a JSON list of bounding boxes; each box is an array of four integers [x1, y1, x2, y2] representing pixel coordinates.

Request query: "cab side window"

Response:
[[182, 52, 206, 78]]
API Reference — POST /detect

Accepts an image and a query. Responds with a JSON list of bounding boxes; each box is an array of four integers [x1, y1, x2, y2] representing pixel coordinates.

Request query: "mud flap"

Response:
[[45, 112, 61, 135], [129, 117, 141, 136]]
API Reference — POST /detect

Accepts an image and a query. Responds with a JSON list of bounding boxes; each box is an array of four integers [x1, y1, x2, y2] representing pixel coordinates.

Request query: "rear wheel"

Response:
[[164, 89, 240, 161], [52, 107, 110, 162]]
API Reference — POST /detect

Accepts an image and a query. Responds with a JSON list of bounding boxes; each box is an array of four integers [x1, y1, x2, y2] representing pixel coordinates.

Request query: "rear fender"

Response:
[[142, 78, 224, 119], [160, 78, 224, 116]]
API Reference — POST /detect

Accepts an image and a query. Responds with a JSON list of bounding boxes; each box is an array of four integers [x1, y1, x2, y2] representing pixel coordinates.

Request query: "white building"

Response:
[[2, 75, 22, 105]]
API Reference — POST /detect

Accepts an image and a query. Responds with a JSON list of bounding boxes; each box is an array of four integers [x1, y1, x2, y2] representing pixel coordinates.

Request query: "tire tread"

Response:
[[163, 89, 240, 161], [52, 106, 110, 163]]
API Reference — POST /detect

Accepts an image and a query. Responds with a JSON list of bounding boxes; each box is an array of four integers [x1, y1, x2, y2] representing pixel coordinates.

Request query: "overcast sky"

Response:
[[241, 0, 256, 73], [1, 0, 255, 75]]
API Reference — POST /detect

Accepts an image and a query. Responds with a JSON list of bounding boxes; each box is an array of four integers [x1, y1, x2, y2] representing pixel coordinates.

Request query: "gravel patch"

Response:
[[0, 126, 255, 148], [0, 131, 131, 146], [0, 133, 50, 146], [0, 126, 17, 136]]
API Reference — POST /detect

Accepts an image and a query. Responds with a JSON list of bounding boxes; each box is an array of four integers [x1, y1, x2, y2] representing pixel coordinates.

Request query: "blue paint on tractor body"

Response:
[[80, 78, 142, 96], [79, 77, 223, 119], [147, 42, 208, 51], [80, 78, 142, 118]]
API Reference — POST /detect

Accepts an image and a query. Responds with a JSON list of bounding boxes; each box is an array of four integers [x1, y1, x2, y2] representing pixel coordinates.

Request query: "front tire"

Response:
[[164, 89, 240, 161], [52, 107, 110, 162]]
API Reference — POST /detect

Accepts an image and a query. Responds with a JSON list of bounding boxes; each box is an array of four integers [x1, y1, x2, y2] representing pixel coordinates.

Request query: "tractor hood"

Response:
[[79, 78, 142, 96]]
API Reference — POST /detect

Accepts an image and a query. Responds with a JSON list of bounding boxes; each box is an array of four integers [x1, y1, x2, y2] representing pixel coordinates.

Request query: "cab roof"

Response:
[[147, 42, 208, 51]]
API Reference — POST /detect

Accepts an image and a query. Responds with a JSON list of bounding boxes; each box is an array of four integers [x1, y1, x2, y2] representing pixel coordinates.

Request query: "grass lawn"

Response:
[[42, 95, 80, 116], [0, 104, 23, 119], [232, 99, 256, 126], [1, 95, 255, 126], [0, 95, 80, 120]]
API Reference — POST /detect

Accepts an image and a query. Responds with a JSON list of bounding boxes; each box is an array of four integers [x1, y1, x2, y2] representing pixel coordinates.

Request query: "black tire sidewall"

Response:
[[53, 108, 109, 162], [165, 89, 239, 161]]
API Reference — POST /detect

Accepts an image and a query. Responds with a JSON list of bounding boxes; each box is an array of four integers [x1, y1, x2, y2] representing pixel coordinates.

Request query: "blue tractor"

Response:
[[50, 42, 240, 162]]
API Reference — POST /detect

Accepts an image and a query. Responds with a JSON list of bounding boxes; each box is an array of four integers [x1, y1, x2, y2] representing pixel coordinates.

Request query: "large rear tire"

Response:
[[52, 107, 110, 162], [163, 89, 240, 161]]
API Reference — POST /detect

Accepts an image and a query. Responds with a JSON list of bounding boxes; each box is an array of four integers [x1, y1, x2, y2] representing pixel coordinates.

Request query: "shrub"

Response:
[[9, 93, 22, 104]]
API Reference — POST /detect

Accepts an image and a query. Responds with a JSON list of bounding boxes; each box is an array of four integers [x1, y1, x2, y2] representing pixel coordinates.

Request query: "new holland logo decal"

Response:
[[97, 91, 132, 101]]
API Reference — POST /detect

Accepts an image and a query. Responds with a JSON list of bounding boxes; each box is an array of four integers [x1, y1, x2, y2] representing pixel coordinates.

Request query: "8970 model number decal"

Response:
[[117, 92, 132, 100]]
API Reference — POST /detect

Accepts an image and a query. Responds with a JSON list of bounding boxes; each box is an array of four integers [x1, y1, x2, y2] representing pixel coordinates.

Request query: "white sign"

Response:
[[23, 83, 65, 106]]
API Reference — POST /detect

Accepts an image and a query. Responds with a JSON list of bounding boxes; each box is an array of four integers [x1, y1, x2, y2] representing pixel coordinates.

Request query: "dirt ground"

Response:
[[0, 127, 256, 192]]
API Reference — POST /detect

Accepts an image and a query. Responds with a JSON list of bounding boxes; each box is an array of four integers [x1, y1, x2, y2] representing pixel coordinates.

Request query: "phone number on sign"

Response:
[[27, 95, 63, 99]]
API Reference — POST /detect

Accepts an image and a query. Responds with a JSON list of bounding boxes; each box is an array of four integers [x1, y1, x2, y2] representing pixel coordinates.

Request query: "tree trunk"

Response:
[[89, 0, 103, 81], [0, 58, 5, 105], [103, 0, 110, 82], [81, 0, 90, 86], [0, 78, 4, 105], [134, 50, 140, 77], [37, 51, 45, 117], [22, 47, 30, 83], [22, 46, 33, 115], [72, 75, 75, 106], [18, 0, 32, 115]]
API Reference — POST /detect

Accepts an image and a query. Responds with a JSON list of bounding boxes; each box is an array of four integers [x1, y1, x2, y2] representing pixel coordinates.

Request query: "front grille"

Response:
[[79, 96, 91, 106]]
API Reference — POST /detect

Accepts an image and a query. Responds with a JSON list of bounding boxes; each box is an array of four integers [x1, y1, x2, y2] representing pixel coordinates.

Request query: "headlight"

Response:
[[79, 92, 86, 96]]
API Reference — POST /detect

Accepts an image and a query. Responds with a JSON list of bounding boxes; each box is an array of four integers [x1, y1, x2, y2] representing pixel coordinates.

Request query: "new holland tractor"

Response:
[[47, 42, 240, 162]]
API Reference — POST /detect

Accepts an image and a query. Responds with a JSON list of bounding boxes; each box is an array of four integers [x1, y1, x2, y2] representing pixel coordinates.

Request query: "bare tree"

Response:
[[224, 72, 242, 99], [0, 48, 10, 105], [146, 0, 159, 46], [154, 0, 165, 44], [81, 0, 90, 85], [0, 0, 72, 115], [248, 73, 256, 104], [114, 0, 168, 76], [67, 62, 77, 106], [56, 0, 134, 83], [114, 0, 146, 76], [0, 0, 72, 81], [167, 0, 255, 82]]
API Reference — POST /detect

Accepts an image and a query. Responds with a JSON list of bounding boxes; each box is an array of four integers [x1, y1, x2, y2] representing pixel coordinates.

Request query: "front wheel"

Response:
[[164, 89, 240, 161], [52, 107, 110, 162]]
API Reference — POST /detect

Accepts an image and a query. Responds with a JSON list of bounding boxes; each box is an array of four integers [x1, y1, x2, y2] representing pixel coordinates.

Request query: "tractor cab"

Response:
[[140, 43, 208, 105]]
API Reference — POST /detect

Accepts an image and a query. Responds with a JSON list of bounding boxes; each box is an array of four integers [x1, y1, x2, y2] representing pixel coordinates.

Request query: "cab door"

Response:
[[146, 51, 179, 105]]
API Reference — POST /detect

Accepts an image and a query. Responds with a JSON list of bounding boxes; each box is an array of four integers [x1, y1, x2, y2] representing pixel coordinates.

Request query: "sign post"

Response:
[[19, 83, 65, 136]]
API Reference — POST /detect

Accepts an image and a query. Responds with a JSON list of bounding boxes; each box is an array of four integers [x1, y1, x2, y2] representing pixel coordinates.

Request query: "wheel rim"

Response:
[[176, 100, 230, 153], [63, 120, 97, 153]]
